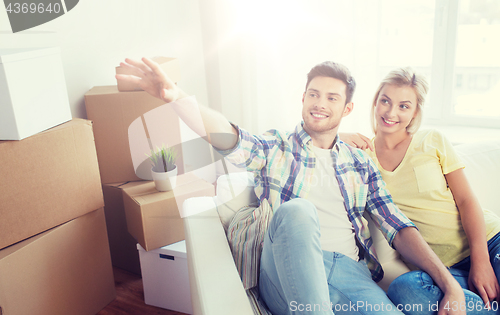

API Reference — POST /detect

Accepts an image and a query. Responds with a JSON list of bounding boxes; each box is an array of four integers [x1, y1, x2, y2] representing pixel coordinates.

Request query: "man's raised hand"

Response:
[[115, 57, 186, 103]]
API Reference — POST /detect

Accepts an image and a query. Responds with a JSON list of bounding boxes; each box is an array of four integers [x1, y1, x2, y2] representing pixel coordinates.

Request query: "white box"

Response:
[[137, 241, 193, 314], [0, 47, 72, 140], [0, 31, 58, 50]]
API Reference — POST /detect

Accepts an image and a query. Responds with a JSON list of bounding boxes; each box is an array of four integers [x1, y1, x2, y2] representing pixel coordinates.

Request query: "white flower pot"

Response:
[[151, 165, 177, 191]]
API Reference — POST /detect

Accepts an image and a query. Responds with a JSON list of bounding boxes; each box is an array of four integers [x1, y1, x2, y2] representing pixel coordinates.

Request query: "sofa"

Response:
[[182, 140, 500, 315]]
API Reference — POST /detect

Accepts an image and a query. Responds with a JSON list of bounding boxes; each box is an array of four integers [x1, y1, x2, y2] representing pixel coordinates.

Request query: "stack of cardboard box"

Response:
[[0, 48, 116, 314], [84, 57, 215, 276]]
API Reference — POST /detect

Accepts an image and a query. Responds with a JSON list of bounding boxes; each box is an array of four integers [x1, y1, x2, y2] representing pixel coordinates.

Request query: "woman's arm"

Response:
[[446, 168, 499, 306], [393, 227, 466, 315]]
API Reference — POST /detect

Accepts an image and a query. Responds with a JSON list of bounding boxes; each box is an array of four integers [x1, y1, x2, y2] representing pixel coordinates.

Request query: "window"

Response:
[[428, 0, 500, 127], [377, 1, 435, 79], [348, 0, 500, 129]]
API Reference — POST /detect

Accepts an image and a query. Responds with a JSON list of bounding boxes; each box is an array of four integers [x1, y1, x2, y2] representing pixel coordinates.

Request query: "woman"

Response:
[[343, 67, 500, 314]]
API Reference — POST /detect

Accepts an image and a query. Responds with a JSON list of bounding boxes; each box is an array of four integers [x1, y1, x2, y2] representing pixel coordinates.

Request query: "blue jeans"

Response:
[[387, 232, 500, 314], [258, 199, 403, 314]]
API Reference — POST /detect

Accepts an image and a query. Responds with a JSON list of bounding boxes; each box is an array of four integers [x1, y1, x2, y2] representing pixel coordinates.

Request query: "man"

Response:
[[117, 58, 465, 315]]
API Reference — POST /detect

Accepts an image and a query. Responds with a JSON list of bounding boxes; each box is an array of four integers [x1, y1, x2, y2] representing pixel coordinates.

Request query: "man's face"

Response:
[[302, 76, 353, 138]]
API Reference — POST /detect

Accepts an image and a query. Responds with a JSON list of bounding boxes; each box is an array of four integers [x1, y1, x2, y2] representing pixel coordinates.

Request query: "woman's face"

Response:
[[374, 84, 418, 135]]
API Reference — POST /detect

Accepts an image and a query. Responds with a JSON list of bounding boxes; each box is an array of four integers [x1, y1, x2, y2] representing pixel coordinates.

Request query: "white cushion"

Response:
[[455, 141, 500, 215], [215, 172, 258, 231]]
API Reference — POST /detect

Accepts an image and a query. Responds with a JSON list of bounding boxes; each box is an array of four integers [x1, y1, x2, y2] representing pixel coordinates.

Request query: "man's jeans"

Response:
[[258, 198, 403, 314], [387, 232, 500, 315]]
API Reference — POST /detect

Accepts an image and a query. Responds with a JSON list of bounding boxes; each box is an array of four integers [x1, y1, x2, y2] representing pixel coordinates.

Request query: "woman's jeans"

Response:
[[258, 198, 404, 314], [387, 232, 500, 314]]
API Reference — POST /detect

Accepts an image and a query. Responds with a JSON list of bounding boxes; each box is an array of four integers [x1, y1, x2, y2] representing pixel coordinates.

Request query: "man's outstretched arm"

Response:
[[116, 57, 238, 151], [393, 227, 466, 315]]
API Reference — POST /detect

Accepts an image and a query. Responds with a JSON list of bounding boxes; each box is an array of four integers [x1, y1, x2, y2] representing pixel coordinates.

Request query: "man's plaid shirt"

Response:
[[218, 121, 416, 282]]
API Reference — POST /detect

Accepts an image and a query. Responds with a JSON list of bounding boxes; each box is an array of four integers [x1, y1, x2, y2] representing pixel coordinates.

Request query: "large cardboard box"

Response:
[[102, 182, 142, 275], [123, 173, 215, 251], [0, 47, 72, 140], [0, 208, 116, 315], [137, 241, 192, 314], [115, 56, 181, 91], [0, 118, 104, 250], [84, 86, 184, 184]]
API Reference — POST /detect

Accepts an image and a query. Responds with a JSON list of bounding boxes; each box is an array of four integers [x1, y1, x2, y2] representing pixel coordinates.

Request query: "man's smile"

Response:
[[311, 112, 329, 119]]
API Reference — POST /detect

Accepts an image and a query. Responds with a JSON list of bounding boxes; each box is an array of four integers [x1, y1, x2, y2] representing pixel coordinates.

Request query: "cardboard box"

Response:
[[137, 241, 192, 314], [102, 182, 142, 275], [123, 173, 215, 251], [0, 119, 104, 250], [84, 86, 184, 184], [0, 47, 72, 140], [115, 57, 181, 91], [0, 208, 116, 315]]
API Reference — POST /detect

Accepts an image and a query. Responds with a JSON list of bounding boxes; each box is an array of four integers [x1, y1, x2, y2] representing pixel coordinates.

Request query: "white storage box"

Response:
[[0, 47, 72, 140], [137, 241, 192, 314]]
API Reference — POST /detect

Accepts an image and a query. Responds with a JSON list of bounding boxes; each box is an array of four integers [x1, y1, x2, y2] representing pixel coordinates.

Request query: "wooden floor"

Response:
[[97, 267, 189, 315]]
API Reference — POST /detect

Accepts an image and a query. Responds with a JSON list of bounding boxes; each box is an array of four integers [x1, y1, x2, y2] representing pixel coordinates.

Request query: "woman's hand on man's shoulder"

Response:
[[339, 132, 374, 151]]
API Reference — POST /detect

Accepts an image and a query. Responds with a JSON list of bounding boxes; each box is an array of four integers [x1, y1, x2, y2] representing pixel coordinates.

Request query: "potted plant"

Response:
[[147, 144, 178, 191]]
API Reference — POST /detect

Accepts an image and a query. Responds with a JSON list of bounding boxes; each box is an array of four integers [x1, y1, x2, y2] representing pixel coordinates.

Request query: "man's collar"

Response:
[[295, 121, 312, 148], [295, 121, 339, 150]]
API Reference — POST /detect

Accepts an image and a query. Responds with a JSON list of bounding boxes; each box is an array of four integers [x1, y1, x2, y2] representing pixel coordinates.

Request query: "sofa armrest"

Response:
[[183, 197, 254, 315]]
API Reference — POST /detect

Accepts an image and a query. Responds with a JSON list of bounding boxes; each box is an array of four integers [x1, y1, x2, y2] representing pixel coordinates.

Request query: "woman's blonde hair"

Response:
[[370, 67, 429, 134]]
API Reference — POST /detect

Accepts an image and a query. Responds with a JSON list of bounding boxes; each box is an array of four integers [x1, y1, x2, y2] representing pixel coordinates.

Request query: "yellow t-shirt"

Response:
[[366, 129, 500, 266]]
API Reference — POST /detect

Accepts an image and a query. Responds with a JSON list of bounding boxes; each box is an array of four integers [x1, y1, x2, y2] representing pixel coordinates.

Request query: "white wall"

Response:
[[0, 0, 209, 119]]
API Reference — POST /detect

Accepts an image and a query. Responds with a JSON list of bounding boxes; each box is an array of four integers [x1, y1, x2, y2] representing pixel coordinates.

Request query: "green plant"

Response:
[[147, 145, 177, 173]]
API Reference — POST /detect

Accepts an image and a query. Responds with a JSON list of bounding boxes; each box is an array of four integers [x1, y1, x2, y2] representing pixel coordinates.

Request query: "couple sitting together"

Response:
[[117, 58, 500, 315]]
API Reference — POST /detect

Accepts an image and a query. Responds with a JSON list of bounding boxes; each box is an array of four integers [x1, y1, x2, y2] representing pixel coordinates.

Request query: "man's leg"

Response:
[[258, 198, 334, 315], [387, 270, 497, 314], [324, 252, 404, 315]]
